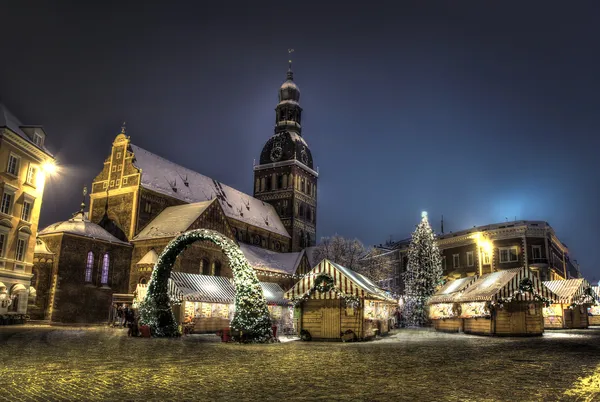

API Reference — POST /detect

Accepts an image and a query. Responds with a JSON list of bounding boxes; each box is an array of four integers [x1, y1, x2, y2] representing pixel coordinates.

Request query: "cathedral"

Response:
[[32, 63, 319, 325]]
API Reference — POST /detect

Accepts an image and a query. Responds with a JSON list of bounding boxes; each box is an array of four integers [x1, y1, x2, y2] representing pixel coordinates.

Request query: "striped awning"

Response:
[[543, 279, 598, 304], [428, 276, 478, 305], [457, 267, 559, 303], [284, 259, 396, 303], [593, 286, 600, 304], [170, 272, 236, 304]]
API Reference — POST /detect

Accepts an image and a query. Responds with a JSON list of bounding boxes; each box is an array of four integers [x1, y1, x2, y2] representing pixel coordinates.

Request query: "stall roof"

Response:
[[284, 259, 396, 303], [428, 276, 479, 304], [542, 279, 598, 304], [135, 272, 289, 306], [457, 267, 558, 303], [239, 243, 304, 275]]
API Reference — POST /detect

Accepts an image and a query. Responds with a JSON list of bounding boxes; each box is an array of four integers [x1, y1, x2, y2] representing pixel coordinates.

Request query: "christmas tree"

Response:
[[403, 211, 443, 327]]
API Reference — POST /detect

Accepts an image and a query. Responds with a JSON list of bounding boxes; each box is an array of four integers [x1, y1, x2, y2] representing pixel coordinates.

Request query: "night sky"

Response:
[[1, 1, 599, 279]]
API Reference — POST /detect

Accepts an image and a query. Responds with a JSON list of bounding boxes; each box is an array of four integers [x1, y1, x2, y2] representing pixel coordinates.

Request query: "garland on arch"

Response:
[[139, 229, 273, 342]]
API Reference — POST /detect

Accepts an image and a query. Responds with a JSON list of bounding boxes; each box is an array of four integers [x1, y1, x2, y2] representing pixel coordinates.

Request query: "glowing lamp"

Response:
[[478, 238, 493, 254], [421, 211, 428, 219], [42, 160, 57, 175]]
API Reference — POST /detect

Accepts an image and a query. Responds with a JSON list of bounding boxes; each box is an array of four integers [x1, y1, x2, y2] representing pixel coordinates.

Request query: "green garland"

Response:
[[291, 273, 361, 309], [494, 278, 554, 308], [139, 229, 273, 342]]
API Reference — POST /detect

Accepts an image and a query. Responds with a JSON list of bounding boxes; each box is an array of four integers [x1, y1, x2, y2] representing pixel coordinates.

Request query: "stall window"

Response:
[[85, 251, 94, 282], [101, 253, 110, 285]]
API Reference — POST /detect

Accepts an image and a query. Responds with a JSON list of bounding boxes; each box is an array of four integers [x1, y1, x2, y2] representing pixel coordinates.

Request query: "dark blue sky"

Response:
[[1, 1, 599, 279]]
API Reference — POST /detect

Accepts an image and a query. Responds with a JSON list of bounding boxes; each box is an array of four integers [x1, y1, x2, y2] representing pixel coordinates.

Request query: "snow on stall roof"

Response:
[[543, 279, 589, 303], [130, 144, 289, 238], [428, 276, 478, 304], [39, 213, 130, 245], [328, 261, 395, 302], [457, 269, 522, 301], [239, 243, 303, 275], [133, 201, 214, 241]]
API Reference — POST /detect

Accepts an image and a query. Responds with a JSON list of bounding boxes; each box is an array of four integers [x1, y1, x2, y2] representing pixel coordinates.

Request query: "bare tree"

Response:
[[312, 235, 366, 271], [312, 236, 393, 284]]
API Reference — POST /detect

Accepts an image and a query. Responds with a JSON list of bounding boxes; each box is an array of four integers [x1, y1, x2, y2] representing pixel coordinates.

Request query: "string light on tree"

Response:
[[402, 211, 443, 327]]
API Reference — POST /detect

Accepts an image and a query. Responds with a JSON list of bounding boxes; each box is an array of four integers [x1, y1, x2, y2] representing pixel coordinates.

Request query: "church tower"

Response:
[[253, 56, 318, 252]]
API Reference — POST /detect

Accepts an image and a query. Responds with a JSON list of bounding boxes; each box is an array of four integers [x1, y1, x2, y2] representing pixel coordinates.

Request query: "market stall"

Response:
[[428, 276, 478, 333], [284, 259, 397, 341], [453, 267, 558, 336], [542, 279, 598, 329], [133, 272, 292, 335]]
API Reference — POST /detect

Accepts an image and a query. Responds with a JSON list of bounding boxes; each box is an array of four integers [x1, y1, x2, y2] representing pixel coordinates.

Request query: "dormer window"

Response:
[[33, 133, 44, 147]]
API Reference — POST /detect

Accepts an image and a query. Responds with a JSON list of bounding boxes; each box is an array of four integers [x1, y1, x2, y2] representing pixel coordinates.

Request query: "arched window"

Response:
[[299, 230, 305, 248], [212, 261, 221, 276], [139, 277, 148, 285], [200, 258, 209, 275], [101, 253, 110, 285], [85, 251, 93, 282], [299, 204, 304, 218]]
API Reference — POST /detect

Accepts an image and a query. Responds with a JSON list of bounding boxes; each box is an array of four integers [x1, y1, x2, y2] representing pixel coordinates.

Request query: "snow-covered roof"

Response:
[[133, 201, 214, 241], [34, 238, 54, 255], [457, 268, 558, 303], [285, 259, 396, 302], [137, 249, 159, 265], [239, 243, 304, 275], [0, 104, 52, 155], [130, 144, 289, 238], [428, 276, 478, 304], [39, 212, 130, 245], [542, 279, 598, 304]]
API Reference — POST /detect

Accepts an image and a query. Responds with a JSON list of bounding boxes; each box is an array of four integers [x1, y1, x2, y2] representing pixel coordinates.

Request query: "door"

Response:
[[321, 299, 341, 339], [510, 311, 526, 334]]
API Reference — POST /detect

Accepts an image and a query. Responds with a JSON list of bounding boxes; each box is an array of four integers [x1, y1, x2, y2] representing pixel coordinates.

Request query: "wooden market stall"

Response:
[[589, 286, 600, 326], [428, 276, 478, 333], [542, 279, 599, 329], [133, 272, 293, 335], [284, 259, 397, 341], [453, 267, 558, 336]]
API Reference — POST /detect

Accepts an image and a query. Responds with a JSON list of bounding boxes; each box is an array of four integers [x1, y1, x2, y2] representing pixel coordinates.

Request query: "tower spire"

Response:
[[287, 48, 294, 80]]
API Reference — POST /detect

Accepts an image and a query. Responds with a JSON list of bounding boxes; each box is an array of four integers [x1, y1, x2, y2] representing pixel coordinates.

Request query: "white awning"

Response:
[[10, 284, 27, 294]]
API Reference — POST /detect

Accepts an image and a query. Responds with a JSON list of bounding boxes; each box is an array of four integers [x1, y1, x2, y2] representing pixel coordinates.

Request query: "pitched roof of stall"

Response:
[[457, 267, 558, 302], [132, 200, 214, 241], [168, 272, 289, 305], [129, 144, 290, 238], [542, 279, 598, 304], [285, 259, 396, 302], [239, 243, 304, 275], [428, 276, 478, 304], [38, 212, 130, 245]]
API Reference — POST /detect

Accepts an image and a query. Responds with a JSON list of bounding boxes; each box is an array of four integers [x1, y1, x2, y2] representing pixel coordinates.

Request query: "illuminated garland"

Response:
[[139, 229, 273, 342], [290, 273, 361, 309], [493, 278, 553, 308]]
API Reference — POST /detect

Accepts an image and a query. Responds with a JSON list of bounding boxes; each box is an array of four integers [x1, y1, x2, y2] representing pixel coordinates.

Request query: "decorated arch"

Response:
[[139, 229, 273, 342]]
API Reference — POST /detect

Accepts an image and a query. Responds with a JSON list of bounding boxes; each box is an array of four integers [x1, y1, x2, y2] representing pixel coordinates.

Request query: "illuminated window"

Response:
[[21, 200, 32, 222], [532, 245, 542, 260], [116, 152, 121, 159], [103, 182, 108, 189], [101, 253, 110, 285], [26, 165, 37, 186], [453, 254, 459, 268], [482, 252, 491, 265], [123, 177, 128, 185], [466, 251, 474, 267], [85, 251, 93, 282], [7, 154, 20, 176], [112, 166, 116, 172], [1, 192, 13, 215], [200, 258, 209, 275], [499, 246, 519, 263], [15, 238, 27, 261]]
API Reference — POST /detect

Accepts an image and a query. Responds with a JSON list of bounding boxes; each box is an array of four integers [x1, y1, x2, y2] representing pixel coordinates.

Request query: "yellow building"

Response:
[[0, 104, 55, 318]]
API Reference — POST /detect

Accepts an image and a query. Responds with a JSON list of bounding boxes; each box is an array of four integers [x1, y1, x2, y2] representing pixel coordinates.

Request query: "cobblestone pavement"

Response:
[[0, 325, 599, 401]]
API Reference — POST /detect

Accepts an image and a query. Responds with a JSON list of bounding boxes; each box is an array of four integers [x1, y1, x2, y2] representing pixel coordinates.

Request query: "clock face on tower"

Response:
[[300, 149, 308, 165], [270, 146, 283, 162]]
